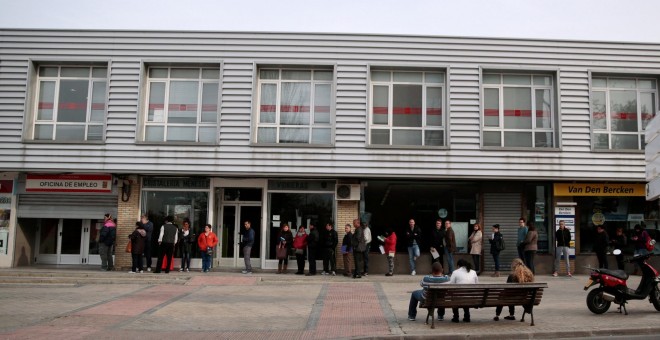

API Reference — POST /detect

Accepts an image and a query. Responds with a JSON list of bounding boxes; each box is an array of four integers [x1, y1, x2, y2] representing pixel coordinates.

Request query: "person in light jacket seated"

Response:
[[448, 259, 479, 323]]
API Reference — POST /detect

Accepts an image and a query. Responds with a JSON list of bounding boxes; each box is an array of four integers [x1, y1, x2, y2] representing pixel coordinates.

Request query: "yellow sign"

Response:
[[554, 183, 645, 196]]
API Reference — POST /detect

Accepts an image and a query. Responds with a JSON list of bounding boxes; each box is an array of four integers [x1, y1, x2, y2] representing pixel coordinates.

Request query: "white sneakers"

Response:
[[411, 270, 416, 275]]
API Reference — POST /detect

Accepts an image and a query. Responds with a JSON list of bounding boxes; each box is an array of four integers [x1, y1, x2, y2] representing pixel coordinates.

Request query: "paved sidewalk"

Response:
[[0, 268, 658, 339]]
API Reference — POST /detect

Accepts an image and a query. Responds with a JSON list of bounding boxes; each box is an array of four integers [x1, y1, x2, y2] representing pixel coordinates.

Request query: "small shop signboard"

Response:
[[26, 174, 112, 193]]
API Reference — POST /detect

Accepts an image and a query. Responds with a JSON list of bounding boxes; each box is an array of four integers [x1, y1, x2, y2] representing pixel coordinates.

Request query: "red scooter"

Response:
[[584, 251, 660, 315]]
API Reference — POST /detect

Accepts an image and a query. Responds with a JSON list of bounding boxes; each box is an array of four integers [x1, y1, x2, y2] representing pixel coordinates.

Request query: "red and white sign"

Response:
[[26, 174, 113, 193]]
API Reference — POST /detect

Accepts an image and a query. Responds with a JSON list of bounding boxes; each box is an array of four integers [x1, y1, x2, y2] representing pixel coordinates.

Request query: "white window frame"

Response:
[[254, 68, 334, 145], [368, 70, 446, 147], [31, 65, 108, 142], [591, 76, 658, 150], [143, 66, 220, 143], [481, 73, 555, 148]]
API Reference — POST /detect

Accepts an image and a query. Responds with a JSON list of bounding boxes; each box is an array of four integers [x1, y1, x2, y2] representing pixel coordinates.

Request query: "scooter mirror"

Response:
[[612, 249, 622, 255]]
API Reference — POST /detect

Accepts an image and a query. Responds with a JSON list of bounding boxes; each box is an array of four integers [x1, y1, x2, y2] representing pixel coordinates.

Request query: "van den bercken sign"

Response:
[[554, 183, 645, 196], [26, 174, 112, 193]]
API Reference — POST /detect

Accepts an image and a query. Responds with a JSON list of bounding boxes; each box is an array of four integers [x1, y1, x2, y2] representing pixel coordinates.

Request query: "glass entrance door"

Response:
[[219, 204, 261, 267], [36, 218, 85, 264]]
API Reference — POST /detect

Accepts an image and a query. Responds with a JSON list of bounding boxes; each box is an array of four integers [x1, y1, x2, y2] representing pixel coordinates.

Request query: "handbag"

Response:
[[646, 237, 656, 252], [125, 240, 132, 253], [276, 245, 288, 260], [206, 246, 213, 255]]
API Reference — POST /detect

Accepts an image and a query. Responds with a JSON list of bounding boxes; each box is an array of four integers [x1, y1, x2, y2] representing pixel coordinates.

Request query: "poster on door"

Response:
[[554, 206, 576, 257]]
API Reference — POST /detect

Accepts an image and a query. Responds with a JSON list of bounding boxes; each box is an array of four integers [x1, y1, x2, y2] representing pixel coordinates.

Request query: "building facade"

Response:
[[0, 29, 658, 272]]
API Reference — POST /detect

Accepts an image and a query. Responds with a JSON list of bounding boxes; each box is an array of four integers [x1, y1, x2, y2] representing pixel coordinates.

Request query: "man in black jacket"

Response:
[[406, 219, 422, 275], [321, 223, 338, 276], [351, 219, 366, 278], [553, 220, 572, 277], [306, 223, 320, 276], [430, 219, 445, 266], [593, 225, 609, 269], [154, 215, 178, 274]]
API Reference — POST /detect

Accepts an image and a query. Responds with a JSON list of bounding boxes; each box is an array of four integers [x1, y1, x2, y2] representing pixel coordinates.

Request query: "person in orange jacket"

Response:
[[198, 224, 218, 273], [383, 227, 397, 276]]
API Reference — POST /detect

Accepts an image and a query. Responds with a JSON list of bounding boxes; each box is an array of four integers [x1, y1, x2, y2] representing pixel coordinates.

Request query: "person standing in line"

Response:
[[449, 259, 479, 323], [523, 223, 538, 274], [241, 220, 255, 274], [305, 223, 320, 276], [352, 219, 366, 279], [321, 223, 338, 276], [407, 262, 450, 321], [140, 214, 154, 272], [493, 258, 534, 321], [99, 213, 116, 271], [631, 224, 651, 256], [383, 227, 397, 276], [293, 226, 308, 275], [405, 219, 422, 275], [178, 219, 195, 272], [593, 225, 609, 269], [198, 224, 218, 273], [517, 218, 528, 261], [128, 222, 146, 273], [468, 223, 483, 274], [430, 219, 445, 267], [553, 220, 572, 277], [154, 215, 178, 274], [610, 227, 627, 270], [444, 220, 456, 274], [341, 224, 353, 277], [489, 224, 504, 277], [277, 223, 293, 274], [362, 222, 372, 276]]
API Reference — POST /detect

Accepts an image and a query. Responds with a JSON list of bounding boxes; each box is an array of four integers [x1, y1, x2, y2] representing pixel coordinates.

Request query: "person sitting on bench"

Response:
[[407, 262, 450, 321]]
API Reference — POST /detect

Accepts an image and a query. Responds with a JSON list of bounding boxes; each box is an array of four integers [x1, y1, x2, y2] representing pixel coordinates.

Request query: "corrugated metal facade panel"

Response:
[[0, 29, 656, 180]]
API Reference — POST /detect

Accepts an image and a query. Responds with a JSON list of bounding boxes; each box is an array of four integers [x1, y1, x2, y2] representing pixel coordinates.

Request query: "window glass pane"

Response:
[[392, 129, 422, 146], [483, 131, 500, 146], [61, 67, 89, 77], [39, 67, 58, 77], [201, 83, 218, 123], [639, 79, 656, 89], [199, 127, 216, 143], [592, 77, 607, 88], [394, 72, 422, 82], [279, 127, 308, 143], [90, 81, 106, 122], [56, 125, 85, 141], [58, 80, 89, 122], [641, 92, 656, 129], [504, 131, 532, 147], [149, 68, 168, 78], [87, 125, 103, 141], [257, 127, 276, 143], [148, 82, 166, 122], [425, 73, 444, 84], [591, 91, 607, 130], [314, 84, 331, 124], [34, 124, 53, 140], [259, 83, 277, 124], [609, 78, 635, 88], [92, 68, 107, 78], [37, 81, 55, 121], [167, 126, 196, 141], [611, 134, 638, 149], [202, 69, 219, 79], [372, 86, 389, 125], [313, 71, 333, 80], [610, 90, 637, 132], [425, 130, 444, 146], [593, 133, 609, 149], [280, 82, 310, 125], [503, 75, 531, 85], [371, 71, 390, 82], [168, 81, 199, 124], [426, 87, 443, 126], [503, 87, 532, 129], [484, 88, 499, 127], [535, 132, 553, 147], [535, 89, 552, 128], [282, 70, 311, 80], [311, 128, 331, 144], [145, 126, 164, 142], [392, 84, 422, 127], [259, 70, 279, 80], [483, 74, 500, 84], [371, 129, 389, 145], [171, 68, 199, 79], [533, 75, 552, 86]]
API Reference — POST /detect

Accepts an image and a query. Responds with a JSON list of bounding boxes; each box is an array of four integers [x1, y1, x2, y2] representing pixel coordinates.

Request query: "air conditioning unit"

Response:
[[336, 184, 360, 201]]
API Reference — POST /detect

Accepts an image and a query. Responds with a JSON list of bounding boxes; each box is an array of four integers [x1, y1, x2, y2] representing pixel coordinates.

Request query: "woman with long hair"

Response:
[[468, 223, 482, 274], [493, 258, 534, 321], [448, 259, 479, 322], [277, 223, 294, 274], [523, 224, 538, 274]]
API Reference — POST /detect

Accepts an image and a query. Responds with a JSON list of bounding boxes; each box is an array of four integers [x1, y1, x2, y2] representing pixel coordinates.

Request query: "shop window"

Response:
[[369, 70, 446, 147], [482, 73, 555, 148], [524, 184, 551, 253], [591, 76, 657, 150], [30, 65, 108, 141], [255, 68, 334, 145], [143, 66, 219, 143]]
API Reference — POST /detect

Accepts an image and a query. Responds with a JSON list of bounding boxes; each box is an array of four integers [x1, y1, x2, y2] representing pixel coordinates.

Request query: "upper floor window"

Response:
[[482, 73, 555, 148], [32, 66, 107, 141], [255, 69, 333, 144], [369, 70, 445, 147], [144, 67, 219, 143], [591, 76, 657, 150]]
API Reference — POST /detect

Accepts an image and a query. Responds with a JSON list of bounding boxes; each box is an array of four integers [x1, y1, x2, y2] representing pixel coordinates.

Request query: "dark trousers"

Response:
[[308, 247, 317, 274], [144, 240, 152, 269], [615, 254, 625, 270], [524, 250, 536, 274], [517, 245, 525, 261], [181, 251, 191, 269], [295, 252, 306, 273], [496, 305, 515, 316], [363, 243, 370, 273], [155, 242, 174, 273], [131, 253, 143, 272], [472, 254, 481, 272], [323, 248, 336, 272], [492, 252, 501, 271], [596, 251, 608, 269], [431, 249, 444, 268], [452, 307, 470, 321], [353, 251, 364, 277]]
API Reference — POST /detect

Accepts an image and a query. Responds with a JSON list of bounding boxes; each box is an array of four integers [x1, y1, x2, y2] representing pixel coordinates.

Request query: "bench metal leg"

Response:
[[426, 307, 435, 329]]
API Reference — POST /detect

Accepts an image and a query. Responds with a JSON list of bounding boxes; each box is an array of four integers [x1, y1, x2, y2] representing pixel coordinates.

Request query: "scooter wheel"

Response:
[[651, 285, 660, 312], [586, 288, 611, 314]]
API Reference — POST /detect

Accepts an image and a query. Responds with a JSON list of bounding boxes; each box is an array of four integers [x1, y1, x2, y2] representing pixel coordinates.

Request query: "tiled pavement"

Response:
[[0, 270, 659, 339]]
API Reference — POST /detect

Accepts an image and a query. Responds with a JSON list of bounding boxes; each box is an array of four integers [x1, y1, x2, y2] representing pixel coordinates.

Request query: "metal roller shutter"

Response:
[[17, 194, 118, 219], [483, 193, 521, 272]]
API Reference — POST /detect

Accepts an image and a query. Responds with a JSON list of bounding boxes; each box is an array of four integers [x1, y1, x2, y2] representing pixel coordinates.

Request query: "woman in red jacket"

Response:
[[198, 224, 218, 273], [383, 227, 397, 276], [293, 226, 308, 275]]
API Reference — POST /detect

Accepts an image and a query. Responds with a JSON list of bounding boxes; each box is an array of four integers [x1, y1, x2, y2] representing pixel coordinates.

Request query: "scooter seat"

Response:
[[599, 268, 628, 280]]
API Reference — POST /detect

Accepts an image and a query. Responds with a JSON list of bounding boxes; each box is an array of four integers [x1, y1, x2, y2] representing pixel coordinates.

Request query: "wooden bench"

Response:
[[419, 283, 548, 328]]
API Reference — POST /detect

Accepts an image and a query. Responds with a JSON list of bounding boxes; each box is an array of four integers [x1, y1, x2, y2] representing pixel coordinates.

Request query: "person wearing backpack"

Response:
[[489, 224, 504, 277]]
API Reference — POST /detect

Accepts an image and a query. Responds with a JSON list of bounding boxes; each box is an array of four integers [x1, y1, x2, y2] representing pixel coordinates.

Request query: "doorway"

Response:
[[34, 218, 107, 265], [219, 204, 262, 267]]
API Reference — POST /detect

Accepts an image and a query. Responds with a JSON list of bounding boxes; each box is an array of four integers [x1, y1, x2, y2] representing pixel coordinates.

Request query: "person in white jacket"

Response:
[[448, 259, 479, 322]]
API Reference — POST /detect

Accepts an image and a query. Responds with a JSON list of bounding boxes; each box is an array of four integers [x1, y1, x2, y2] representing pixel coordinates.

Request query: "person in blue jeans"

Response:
[[444, 220, 456, 274], [405, 219, 422, 275], [408, 262, 450, 321]]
